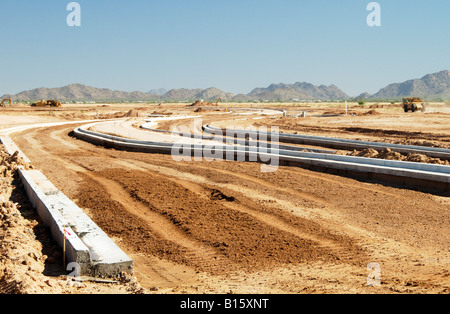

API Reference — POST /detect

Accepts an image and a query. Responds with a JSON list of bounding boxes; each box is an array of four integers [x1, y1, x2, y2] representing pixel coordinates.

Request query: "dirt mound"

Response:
[[1, 150, 33, 176], [363, 109, 380, 115], [369, 104, 402, 109], [194, 107, 222, 113], [350, 148, 379, 158], [99, 110, 142, 119], [0, 144, 146, 294], [349, 148, 450, 165], [321, 109, 380, 116], [124, 110, 140, 117], [151, 111, 172, 116], [377, 148, 405, 160], [0, 145, 62, 293], [189, 100, 215, 107], [394, 139, 447, 149]]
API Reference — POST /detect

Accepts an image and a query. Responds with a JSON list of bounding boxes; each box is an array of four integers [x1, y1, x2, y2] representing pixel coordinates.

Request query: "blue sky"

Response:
[[1, 0, 449, 97]]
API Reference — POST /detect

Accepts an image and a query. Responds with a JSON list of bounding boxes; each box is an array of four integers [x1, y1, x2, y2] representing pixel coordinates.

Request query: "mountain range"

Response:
[[3, 70, 450, 102], [363, 70, 450, 100]]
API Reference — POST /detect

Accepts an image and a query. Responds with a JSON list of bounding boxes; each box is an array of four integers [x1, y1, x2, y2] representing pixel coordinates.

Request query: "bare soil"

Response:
[[1, 103, 450, 294]]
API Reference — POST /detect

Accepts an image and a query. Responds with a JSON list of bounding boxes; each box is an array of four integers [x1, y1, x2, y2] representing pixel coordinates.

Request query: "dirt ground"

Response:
[[1, 102, 449, 294]]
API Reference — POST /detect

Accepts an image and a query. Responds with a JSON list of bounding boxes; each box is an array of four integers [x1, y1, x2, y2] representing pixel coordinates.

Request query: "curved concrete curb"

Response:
[[73, 122, 450, 192], [203, 125, 450, 160], [140, 123, 335, 154]]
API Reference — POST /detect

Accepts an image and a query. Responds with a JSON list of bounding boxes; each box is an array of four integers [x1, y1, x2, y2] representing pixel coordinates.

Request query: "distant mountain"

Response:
[[7, 71, 449, 103], [148, 88, 168, 96], [158, 88, 202, 101], [1, 81, 351, 103], [246, 82, 349, 101], [160, 87, 234, 102], [3, 84, 160, 102], [369, 70, 450, 100]]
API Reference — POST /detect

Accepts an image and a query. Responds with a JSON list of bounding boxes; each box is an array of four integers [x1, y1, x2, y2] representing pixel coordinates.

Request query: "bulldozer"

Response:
[[403, 97, 425, 112], [46, 100, 62, 107], [0, 98, 12, 107], [31, 100, 62, 108]]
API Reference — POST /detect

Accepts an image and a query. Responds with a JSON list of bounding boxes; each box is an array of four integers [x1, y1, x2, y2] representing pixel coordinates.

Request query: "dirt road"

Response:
[[9, 120, 450, 294]]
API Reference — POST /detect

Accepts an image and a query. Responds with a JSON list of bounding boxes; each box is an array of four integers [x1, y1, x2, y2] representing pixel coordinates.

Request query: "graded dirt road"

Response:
[[8, 106, 450, 294]]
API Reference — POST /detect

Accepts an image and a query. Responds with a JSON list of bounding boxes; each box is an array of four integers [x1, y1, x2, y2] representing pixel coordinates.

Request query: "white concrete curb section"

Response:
[[73, 123, 450, 190], [18, 168, 134, 277], [203, 125, 450, 160], [1, 120, 134, 278], [18, 168, 90, 269]]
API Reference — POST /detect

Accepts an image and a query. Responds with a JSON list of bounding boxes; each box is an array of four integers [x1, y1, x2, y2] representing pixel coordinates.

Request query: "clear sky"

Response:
[[1, 0, 449, 97]]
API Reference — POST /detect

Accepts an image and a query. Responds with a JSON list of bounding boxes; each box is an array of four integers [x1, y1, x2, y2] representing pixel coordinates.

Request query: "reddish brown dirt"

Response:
[[346, 148, 450, 165], [253, 114, 450, 149], [0, 144, 143, 294], [8, 120, 450, 294]]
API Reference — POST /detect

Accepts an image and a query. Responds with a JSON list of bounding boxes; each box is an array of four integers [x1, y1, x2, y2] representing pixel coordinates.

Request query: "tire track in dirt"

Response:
[[95, 153, 450, 292], [111, 157, 374, 243], [95, 167, 348, 268], [78, 170, 235, 274], [10, 127, 237, 285], [18, 133, 239, 275], [10, 123, 450, 293], [104, 158, 369, 266]]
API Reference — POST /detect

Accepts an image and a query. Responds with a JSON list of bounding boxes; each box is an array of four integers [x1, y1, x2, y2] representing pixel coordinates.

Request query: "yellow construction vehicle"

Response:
[[46, 100, 62, 107], [403, 97, 425, 112], [31, 100, 62, 107], [0, 98, 12, 107]]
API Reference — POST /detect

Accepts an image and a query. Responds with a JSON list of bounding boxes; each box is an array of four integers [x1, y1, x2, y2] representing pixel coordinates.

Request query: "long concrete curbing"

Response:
[[73, 122, 450, 192], [140, 123, 335, 154], [18, 167, 134, 277], [1, 122, 134, 278], [203, 125, 450, 160], [18, 168, 91, 272]]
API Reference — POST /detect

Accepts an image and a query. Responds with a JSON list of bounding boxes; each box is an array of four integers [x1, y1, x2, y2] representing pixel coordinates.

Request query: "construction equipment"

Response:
[[46, 100, 62, 107], [0, 98, 12, 107], [31, 100, 47, 107], [31, 100, 62, 108], [215, 97, 222, 106], [403, 97, 425, 113]]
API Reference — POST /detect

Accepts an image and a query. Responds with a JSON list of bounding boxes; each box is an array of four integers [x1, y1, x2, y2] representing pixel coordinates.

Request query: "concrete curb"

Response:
[[18, 168, 91, 272], [18, 168, 134, 277], [140, 123, 335, 154], [1, 125, 134, 278], [203, 125, 450, 160], [73, 123, 450, 192]]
